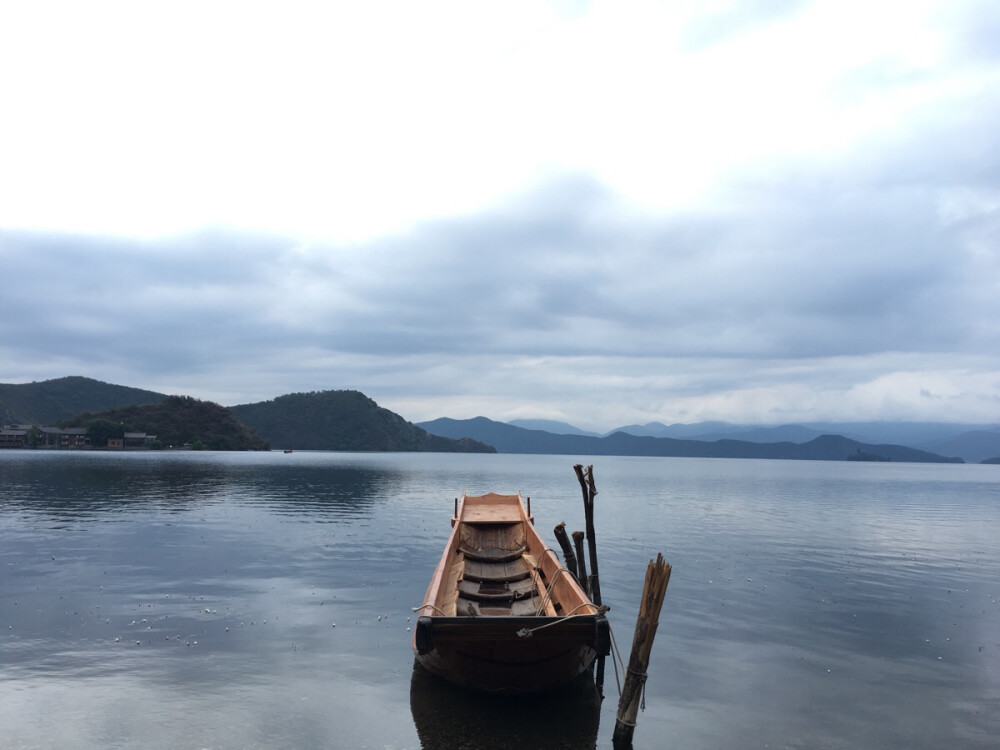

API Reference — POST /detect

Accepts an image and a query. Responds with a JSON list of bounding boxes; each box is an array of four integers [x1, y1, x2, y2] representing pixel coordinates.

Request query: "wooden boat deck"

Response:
[[452, 518, 554, 617]]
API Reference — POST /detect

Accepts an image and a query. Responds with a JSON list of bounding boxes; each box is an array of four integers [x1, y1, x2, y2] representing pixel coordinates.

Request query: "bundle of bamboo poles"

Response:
[[613, 553, 672, 747]]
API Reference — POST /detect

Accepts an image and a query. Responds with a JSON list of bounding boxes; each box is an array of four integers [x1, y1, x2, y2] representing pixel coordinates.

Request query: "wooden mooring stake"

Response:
[[573, 463, 602, 606], [571, 530, 590, 598], [552, 522, 579, 586], [613, 553, 672, 748]]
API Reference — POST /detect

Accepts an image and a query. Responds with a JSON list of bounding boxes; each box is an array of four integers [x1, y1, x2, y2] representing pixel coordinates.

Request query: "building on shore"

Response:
[[0, 425, 157, 450]]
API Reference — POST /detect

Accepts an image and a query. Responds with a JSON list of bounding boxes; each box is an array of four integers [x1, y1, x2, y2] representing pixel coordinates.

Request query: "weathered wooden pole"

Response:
[[612, 553, 672, 747], [572, 463, 607, 695], [571, 530, 590, 598], [574, 463, 602, 606], [553, 522, 579, 585]]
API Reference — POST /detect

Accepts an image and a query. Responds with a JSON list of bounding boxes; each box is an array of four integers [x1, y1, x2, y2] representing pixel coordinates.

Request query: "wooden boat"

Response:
[[413, 492, 609, 693]]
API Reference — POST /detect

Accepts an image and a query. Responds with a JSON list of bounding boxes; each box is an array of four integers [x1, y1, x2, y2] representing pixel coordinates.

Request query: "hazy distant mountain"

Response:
[[920, 429, 1000, 464], [419, 417, 573, 454], [800, 422, 984, 446], [606, 419, 999, 462], [609, 421, 736, 439], [0, 376, 166, 424], [230, 391, 495, 453], [507, 419, 601, 437], [617, 423, 827, 444], [710, 425, 828, 443], [418, 417, 963, 463]]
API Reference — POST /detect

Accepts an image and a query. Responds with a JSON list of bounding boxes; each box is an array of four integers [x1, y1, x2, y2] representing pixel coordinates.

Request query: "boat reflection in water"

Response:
[[409, 662, 602, 750]]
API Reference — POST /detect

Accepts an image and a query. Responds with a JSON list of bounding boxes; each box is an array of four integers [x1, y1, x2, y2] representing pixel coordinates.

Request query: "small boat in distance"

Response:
[[283, 449, 293, 454], [413, 492, 609, 693]]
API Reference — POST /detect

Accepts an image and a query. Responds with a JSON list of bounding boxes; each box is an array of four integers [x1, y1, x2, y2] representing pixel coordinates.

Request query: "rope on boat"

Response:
[[411, 603, 449, 616], [514, 603, 610, 638], [532, 566, 574, 616], [608, 619, 627, 697]]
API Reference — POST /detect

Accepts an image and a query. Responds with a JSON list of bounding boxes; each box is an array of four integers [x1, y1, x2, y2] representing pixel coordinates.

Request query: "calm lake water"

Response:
[[1, 450, 998, 749]]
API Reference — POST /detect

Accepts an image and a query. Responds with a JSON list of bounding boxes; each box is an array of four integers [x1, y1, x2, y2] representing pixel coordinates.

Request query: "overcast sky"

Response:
[[2, 0, 999, 431]]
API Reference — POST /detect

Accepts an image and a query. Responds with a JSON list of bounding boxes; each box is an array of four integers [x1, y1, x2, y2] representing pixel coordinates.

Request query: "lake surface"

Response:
[[2, 450, 998, 749]]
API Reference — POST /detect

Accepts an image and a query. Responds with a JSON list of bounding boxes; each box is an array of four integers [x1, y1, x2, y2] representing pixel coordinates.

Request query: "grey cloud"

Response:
[[2, 167, 995, 377], [3, 120, 999, 425]]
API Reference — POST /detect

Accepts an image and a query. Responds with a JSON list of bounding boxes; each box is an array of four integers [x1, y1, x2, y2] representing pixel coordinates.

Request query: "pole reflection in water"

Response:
[[409, 662, 602, 750]]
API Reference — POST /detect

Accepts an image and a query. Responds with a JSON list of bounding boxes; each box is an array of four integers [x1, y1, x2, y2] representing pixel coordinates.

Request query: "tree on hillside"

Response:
[[86, 418, 125, 447]]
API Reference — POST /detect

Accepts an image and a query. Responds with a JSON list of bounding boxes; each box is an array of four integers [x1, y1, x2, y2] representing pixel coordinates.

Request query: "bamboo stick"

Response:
[[612, 553, 672, 748]]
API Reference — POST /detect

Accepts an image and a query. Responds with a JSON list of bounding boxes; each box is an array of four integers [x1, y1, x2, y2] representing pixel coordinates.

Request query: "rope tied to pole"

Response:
[[626, 667, 649, 711], [612, 553, 672, 746]]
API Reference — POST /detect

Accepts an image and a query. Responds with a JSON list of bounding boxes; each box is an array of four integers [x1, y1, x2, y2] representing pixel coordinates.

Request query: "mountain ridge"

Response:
[[230, 390, 494, 453], [2, 376, 995, 461], [1, 377, 491, 453], [418, 417, 965, 463], [0, 376, 166, 424]]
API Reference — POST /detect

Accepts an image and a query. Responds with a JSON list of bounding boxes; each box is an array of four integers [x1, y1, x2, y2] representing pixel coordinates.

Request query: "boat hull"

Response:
[[414, 613, 608, 693]]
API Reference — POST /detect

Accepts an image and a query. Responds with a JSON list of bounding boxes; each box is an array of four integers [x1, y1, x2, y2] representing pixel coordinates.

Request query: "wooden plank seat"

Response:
[[457, 544, 527, 563], [462, 557, 531, 583], [458, 577, 537, 602], [458, 523, 527, 563], [456, 597, 542, 617]]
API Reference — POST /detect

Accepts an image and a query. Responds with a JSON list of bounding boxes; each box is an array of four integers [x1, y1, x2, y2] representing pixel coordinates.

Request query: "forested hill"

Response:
[[229, 390, 495, 453], [0, 376, 166, 424], [1, 378, 490, 453], [59, 396, 270, 451]]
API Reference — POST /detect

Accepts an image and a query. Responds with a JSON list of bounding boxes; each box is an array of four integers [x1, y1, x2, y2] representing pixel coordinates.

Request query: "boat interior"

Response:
[[438, 494, 572, 618]]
